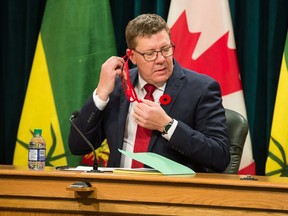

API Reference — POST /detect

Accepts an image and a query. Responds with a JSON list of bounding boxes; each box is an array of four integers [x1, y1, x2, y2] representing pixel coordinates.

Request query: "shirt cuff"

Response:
[[93, 89, 109, 110], [162, 119, 178, 140]]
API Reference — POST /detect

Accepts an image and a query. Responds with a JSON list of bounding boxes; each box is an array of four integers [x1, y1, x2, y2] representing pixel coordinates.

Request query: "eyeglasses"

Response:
[[133, 44, 175, 62]]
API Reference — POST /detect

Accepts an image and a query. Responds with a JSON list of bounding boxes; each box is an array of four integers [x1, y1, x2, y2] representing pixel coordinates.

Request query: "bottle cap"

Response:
[[34, 128, 42, 135]]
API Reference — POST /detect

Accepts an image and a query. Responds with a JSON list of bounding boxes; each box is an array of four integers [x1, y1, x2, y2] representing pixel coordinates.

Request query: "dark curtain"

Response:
[[0, 0, 46, 164], [229, 0, 288, 174], [1, 0, 287, 175], [109, 0, 171, 55]]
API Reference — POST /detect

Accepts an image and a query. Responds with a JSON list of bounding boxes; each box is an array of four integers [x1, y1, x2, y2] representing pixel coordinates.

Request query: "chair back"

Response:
[[223, 109, 248, 174]]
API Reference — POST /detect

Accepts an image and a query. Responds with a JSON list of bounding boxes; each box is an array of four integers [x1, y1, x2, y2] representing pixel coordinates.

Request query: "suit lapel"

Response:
[[161, 68, 185, 115]]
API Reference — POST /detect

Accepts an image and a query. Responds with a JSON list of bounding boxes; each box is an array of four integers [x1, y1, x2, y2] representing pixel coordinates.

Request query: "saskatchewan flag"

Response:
[[13, 0, 116, 167], [266, 32, 288, 176]]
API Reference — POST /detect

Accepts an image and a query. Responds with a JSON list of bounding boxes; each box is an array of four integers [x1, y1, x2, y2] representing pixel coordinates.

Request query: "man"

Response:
[[68, 14, 230, 172]]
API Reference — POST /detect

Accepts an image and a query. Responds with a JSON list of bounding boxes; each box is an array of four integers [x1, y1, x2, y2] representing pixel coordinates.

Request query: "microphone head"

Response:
[[70, 111, 80, 120]]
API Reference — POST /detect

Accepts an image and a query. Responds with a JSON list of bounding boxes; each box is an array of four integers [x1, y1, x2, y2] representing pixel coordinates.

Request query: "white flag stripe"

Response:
[[167, 0, 236, 60]]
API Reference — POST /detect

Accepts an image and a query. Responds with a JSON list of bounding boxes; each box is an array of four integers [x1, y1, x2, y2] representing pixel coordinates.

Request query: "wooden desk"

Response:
[[0, 165, 288, 215]]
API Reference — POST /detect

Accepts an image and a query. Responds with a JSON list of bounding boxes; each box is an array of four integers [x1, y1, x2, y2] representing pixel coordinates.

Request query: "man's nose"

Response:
[[155, 51, 165, 62]]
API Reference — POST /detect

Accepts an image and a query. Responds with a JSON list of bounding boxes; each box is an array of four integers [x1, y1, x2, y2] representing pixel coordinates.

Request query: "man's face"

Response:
[[129, 30, 174, 87]]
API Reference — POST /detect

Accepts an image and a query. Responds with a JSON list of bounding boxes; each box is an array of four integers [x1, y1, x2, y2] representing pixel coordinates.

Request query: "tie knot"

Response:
[[144, 84, 156, 94], [144, 84, 156, 101]]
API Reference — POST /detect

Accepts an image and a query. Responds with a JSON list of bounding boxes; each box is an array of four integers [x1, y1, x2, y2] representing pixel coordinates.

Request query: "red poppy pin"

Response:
[[159, 94, 171, 105]]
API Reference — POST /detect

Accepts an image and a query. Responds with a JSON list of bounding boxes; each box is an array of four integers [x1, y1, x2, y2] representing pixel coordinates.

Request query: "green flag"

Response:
[[265, 32, 288, 176], [14, 0, 116, 167]]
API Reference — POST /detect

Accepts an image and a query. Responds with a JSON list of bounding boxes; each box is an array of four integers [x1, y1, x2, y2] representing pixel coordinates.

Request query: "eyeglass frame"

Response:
[[133, 44, 175, 62]]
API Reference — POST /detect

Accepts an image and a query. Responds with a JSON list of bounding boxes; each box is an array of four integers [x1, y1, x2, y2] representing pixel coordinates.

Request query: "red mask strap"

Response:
[[121, 50, 141, 102]]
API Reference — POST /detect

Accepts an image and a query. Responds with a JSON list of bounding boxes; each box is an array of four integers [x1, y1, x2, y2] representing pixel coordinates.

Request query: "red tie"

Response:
[[132, 84, 157, 168]]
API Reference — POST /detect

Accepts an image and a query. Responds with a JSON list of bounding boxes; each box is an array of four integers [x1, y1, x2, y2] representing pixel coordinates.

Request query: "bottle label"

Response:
[[39, 149, 46, 161], [28, 149, 38, 161], [28, 149, 46, 162]]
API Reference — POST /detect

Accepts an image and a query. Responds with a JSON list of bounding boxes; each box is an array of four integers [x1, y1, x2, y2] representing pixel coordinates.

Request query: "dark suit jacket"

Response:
[[68, 60, 230, 172]]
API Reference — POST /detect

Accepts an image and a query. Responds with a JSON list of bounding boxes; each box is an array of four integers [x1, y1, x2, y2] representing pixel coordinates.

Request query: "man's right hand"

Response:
[[96, 56, 125, 101]]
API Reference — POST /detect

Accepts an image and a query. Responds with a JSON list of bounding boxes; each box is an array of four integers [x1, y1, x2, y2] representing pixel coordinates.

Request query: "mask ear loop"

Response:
[[121, 50, 141, 102]]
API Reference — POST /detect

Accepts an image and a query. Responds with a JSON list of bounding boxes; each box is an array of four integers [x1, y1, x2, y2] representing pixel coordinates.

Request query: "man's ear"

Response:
[[127, 49, 136, 65]]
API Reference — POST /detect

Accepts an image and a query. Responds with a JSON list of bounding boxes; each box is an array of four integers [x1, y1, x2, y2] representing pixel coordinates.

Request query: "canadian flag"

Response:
[[167, 0, 255, 174]]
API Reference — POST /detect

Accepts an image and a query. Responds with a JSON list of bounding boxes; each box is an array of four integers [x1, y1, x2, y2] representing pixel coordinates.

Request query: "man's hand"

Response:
[[96, 56, 125, 101], [133, 99, 171, 132]]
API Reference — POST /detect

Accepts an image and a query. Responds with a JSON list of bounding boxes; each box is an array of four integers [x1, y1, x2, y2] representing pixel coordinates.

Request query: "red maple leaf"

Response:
[[170, 11, 242, 96]]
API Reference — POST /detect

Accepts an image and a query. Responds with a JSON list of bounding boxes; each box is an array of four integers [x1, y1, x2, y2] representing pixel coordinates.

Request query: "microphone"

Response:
[[69, 111, 102, 172]]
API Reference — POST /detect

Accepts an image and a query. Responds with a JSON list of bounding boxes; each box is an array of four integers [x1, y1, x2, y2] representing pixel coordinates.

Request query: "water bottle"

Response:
[[28, 128, 46, 170]]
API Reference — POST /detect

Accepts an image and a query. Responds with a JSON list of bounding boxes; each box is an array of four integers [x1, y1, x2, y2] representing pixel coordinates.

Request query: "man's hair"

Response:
[[125, 14, 170, 49]]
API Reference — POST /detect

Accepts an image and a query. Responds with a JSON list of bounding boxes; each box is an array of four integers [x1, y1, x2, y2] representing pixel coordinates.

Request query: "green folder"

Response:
[[118, 149, 195, 175]]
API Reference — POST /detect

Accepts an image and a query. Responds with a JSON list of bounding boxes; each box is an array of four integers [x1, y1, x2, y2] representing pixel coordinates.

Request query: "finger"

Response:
[[133, 113, 141, 122], [135, 102, 155, 115], [134, 104, 147, 117], [114, 62, 125, 75], [119, 66, 127, 79], [141, 99, 157, 106]]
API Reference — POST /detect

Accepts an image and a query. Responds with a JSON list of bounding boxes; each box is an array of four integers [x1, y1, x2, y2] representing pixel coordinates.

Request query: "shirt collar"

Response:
[[137, 75, 166, 92]]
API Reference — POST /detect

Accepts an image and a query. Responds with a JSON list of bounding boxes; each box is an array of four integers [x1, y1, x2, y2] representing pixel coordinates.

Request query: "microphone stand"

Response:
[[69, 112, 102, 173]]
